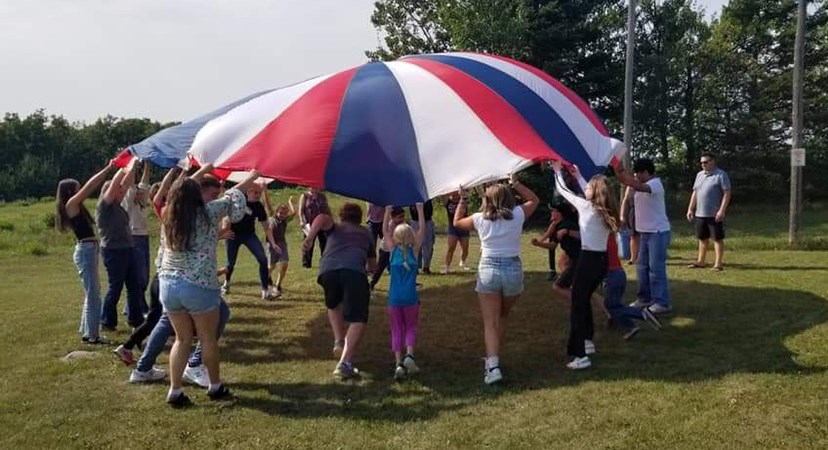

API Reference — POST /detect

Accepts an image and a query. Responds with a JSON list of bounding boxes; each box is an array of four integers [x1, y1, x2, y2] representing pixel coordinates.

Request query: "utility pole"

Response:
[[623, 0, 637, 169], [789, 0, 806, 245]]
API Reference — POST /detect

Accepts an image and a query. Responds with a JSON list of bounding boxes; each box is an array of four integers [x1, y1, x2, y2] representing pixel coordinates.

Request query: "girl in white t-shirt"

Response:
[[452, 174, 538, 385]]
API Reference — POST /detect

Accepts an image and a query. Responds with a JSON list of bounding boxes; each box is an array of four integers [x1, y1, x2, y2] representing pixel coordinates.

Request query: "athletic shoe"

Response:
[[628, 299, 653, 309], [484, 367, 503, 385], [647, 303, 672, 315], [333, 362, 359, 380], [167, 392, 192, 408], [623, 326, 640, 341], [394, 364, 407, 381], [261, 290, 271, 300], [183, 365, 210, 388], [584, 340, 596, 355], [221, 281, 230, 295], [114, 345, 134, 366], [207, 384, 234, 401], [547, 271, 558, 282], [83, 336, 112, 345], [566, 356, 592, 370], [332, 340, 344, 358], [641, 308, 663, 330], [273, 287, 283, 299], [459, 261, 471, 271], [403, 354, 420, 375], [129, 367, 166, 383], [440, 265, 449, 275], [423, 267, 431, 275]]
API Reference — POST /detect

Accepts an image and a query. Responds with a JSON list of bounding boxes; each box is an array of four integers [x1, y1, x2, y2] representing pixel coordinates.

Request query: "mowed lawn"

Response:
[[1, 195, 827, 449]]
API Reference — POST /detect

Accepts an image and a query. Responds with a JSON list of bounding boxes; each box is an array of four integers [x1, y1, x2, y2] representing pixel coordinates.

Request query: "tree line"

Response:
[[367, 0, 828, 202], [1, 0, 826, 203]]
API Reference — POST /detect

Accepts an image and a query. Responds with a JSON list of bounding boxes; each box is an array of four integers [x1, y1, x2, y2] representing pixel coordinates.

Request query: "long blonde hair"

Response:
[[481, 183, 516, 221], [392, 223, 416, 271], [587, 175, 620, 233]]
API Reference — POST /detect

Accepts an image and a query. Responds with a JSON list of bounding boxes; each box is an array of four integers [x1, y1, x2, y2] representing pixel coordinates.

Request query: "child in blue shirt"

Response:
[[383, 202, 426, 380]]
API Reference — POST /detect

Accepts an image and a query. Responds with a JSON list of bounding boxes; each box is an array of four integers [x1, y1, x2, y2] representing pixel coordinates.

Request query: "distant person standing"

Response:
[[409, 200, 435, 275], [686, 153, 731, 271], [616, 159, 672, 315], [299, 187, 330, 268]]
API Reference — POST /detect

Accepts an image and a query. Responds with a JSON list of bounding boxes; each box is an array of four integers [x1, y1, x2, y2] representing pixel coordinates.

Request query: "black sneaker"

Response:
[[167, 392, 192, 408], [83, 336, 112, 345], [546, 272, 558, 282], [623, 326, 640, 341], [207, 384, 234, 401], [423, 267, 431, 275]]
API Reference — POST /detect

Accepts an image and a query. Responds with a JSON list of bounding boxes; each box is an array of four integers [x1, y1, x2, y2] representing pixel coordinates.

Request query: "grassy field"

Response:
[[1, 194, 827, 449]]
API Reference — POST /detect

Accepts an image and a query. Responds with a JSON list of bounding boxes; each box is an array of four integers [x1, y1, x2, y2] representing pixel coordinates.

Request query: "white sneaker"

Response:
[[484, 367, 503, 385], [566, 356, 592, 370], [647, 303, 673, 314], [129, 367, 166, 383], [440, 265, 449, 275], [261, 290, 270, 300], [584, 340, 596, 355], [628, 299, 652, 308], [221, 282, 230, 295], [183, 364, 210, 388], [403, 355, 420, 374], [459, 261, 471, 271]]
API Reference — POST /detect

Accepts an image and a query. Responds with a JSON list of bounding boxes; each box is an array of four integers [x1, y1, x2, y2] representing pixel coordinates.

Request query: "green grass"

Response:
[[1, 196, 828, 449]]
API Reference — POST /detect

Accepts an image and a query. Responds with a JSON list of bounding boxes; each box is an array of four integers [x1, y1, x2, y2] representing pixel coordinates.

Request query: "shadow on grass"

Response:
[[223, 270, 828, 421]]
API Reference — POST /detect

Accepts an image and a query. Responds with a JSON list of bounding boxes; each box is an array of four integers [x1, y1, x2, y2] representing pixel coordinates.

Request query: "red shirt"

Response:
[[607, 235, 622, 271]]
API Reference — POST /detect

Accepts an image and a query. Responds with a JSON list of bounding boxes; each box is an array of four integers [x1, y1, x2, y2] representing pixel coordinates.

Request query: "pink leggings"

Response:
[[387, 304, 420, 353]]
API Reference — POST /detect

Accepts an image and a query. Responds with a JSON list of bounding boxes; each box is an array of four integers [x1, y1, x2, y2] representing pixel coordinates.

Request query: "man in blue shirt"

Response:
[[686, 153, 732, 271]]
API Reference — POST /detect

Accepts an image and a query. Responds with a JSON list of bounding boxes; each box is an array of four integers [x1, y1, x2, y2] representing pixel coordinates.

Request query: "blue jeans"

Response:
[[73, 241, 102, 339], [226, 233, 270, 290], [411, 220, 435, 271], [128, 235, 150, 316], [636, 231, 671, 307], [604, 269, 642, 330], [101, 247, 145, 328], [136, 299, 231, 372]]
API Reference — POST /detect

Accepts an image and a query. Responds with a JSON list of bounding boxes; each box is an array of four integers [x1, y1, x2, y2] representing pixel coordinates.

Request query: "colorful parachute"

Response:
[[128, 52, 624, 205]]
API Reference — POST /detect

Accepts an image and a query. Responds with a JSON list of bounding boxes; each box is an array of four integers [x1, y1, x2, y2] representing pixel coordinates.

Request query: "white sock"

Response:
[[167, 388, 182, 400], [208, 383, 222, 393], [485, 356, 499, 370]]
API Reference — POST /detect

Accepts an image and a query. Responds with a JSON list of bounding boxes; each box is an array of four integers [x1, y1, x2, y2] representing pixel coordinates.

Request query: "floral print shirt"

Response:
[[160, 188, 246, 289]]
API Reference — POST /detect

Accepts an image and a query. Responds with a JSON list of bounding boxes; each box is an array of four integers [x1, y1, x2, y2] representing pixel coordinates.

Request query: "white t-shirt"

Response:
[[472, 206, 525, 258], [121, 184, 150, 236], [634, 178, 671, 233]]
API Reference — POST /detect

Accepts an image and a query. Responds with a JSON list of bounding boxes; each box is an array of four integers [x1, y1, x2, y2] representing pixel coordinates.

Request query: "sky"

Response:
[[0, 0, 729, 123]]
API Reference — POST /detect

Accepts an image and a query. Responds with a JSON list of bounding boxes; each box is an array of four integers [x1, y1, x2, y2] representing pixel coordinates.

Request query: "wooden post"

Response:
[[789, 0, 806, 245]]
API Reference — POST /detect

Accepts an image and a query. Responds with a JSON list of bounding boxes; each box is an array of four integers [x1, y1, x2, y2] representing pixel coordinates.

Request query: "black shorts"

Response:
[[695, 217, 725, 241], [318, 269, 370, 323]]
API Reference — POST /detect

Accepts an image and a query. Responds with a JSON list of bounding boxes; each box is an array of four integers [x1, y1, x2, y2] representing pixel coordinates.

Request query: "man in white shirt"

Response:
[[616, 159, 672, 314], [686, 153, 731, 271]]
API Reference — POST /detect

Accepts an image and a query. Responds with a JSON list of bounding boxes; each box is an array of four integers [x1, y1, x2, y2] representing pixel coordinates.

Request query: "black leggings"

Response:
[[124, 275, 162, 350], [567, 250, 608, 358]]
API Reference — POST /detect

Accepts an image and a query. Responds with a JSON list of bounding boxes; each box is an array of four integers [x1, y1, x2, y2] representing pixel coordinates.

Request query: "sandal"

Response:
[[711, 266, 724, 272], [686, 262, 707, 269]]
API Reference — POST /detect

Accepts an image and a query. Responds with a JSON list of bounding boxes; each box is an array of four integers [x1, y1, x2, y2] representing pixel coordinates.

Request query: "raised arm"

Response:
[[262, 187, 275, 217], [286, 196, 297, 219], [620, 186, 633, 227], [190, 163, 214, 183], [511, 173, 539, 217], [154, 166, 181, 207], [66, 160, 114, 214], [552, 161, 589, 212], [453, 187, 475, 231], [101, 159, 137, 205], [413, 202, 426, 255], [139, 161, 151, 188], [232, 171, 262, 194], [615, 165, 652, 193], [298, 193, 307, 226]]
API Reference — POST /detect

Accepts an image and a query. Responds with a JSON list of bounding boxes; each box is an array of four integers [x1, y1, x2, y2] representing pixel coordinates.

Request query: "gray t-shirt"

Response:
[[96, 199, 134, 249], [693, 168, 731, 218], [318, 222, 376, 276]]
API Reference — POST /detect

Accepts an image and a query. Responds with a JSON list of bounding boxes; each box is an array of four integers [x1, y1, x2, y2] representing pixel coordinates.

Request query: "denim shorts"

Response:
[[268, 243, 289, 265], [159, 275, 220, 314], [476, 256, 524, 296]]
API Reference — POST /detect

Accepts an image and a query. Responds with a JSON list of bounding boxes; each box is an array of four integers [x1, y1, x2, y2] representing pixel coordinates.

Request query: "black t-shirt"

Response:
[[231, 200, 267, 237], [409, 200, 434, 221], [553, 218, 581, 259]]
